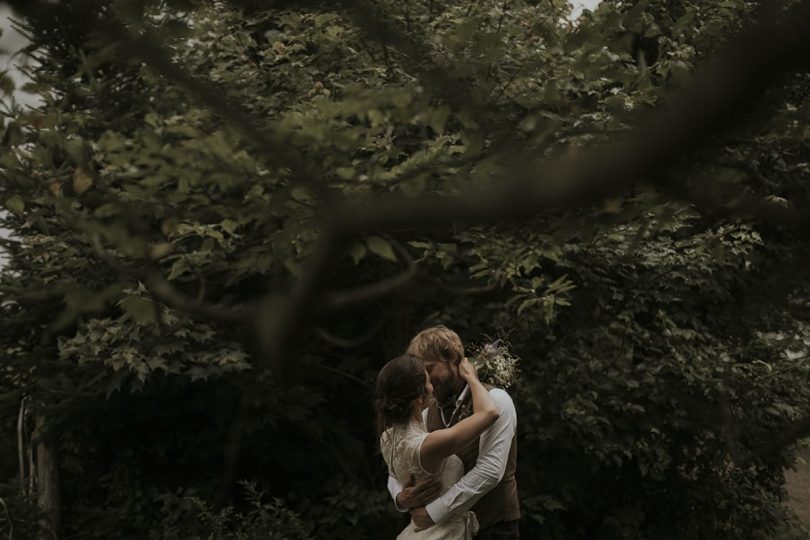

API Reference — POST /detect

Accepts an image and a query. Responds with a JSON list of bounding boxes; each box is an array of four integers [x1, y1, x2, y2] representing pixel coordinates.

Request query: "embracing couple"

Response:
[[375, 326, 520, 539]]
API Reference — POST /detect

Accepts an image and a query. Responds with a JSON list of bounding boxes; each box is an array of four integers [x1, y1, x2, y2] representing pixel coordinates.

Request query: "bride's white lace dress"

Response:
[[381, 419, 479, 539]]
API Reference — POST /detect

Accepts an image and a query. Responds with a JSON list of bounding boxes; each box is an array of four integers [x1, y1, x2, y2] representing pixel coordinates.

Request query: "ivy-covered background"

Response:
[[1, 0, 810, 538]]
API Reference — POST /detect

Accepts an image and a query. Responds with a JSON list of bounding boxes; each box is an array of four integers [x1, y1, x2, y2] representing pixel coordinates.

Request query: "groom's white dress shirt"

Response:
[[387, 388, 518, 525]]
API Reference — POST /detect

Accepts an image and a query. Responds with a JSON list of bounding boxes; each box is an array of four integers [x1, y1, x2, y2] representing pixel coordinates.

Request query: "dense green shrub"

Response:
[[147, 482, 312, 540]]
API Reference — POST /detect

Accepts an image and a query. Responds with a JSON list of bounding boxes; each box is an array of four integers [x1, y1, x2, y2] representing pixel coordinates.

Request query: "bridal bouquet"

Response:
[[450, 339, 520, 423], [469, 338, 521, 389]]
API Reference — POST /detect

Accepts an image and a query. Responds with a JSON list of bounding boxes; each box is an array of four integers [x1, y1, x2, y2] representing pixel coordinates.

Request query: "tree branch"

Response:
[[321, 238, 417, 311], [264, 0, 810, 372], [424, 276, 498, 295], [314, 320, 384, 349], [90, 236, 253, 324]]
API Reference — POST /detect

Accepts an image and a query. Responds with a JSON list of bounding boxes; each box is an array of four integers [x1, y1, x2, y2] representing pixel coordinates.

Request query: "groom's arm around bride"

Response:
[[388, 388, 518, 537]]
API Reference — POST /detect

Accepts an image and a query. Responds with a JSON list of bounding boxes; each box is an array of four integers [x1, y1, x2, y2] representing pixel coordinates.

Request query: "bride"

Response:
[[375, 354, 499, 539]]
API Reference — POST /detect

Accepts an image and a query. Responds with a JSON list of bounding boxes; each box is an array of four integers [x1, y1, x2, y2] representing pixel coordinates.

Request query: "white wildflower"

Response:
[[469, 339, 520, 389]]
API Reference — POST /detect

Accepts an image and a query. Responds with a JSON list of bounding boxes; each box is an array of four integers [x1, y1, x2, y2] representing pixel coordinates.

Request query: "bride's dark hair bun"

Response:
[[381, 397, 408, 416], [374, 354, 428, 438]]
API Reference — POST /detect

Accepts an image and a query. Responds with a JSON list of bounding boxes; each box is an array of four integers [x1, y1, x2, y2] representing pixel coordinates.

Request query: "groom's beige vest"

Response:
[[425, 385, 520, 530]]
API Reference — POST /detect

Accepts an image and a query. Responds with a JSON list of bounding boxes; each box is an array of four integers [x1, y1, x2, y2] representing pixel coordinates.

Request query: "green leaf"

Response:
[[64, 137, 88, 165], [118, 296, 157, 325], [5, 195, 24, 216], [366, 236, 396, 262], [428, 106, 451, 135], [0, 72, 14, 96], [349, 242, 367, 264], [335, 167, 355, 180], [72, 167, 94, 194]]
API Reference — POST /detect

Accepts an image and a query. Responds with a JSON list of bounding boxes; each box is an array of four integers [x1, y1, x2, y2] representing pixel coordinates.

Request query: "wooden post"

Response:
[[17, 397, 27, 496], [35, 414, 60, 540]]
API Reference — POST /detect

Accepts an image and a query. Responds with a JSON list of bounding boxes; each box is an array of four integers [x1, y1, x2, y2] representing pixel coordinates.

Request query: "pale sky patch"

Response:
[[0, 5, 38, 108], [0, 6, 33, 266], [570, 0, 602, 20]]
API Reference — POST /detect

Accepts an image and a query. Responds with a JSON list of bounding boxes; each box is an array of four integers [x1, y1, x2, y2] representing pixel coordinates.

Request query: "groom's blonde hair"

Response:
[[407, 325, 464, 365]]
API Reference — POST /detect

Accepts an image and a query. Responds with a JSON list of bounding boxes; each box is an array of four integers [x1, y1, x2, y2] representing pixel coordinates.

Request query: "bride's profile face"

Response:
[[422, 369, 434, 403]]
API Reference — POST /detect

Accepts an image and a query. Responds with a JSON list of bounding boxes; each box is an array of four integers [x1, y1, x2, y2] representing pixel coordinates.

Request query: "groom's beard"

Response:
[[437, 386, 463, 411], [438, 395, 455, 411]]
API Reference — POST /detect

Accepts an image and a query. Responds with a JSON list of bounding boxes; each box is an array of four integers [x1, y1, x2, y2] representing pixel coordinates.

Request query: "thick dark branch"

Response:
[[425, 276, 498, 295], [15, 0, 810, 378], [333, 1, 810, 233], [322, 238, 417, 311], [664, 178, 810, 229], [257, 228, 349, 372], [268, 0, 810, 370], [314, 321, 384, 349], [141, 270, 255, 324], [91, 236, 253, 324]]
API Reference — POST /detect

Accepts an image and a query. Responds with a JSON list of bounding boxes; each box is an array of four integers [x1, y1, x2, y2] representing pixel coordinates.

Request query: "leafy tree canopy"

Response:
[[1, 0, 810, 538]]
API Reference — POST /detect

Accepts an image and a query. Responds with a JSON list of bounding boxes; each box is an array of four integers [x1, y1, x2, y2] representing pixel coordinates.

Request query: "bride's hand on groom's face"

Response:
[[458, 357, 477, 383], [397, 474, 442, 510]]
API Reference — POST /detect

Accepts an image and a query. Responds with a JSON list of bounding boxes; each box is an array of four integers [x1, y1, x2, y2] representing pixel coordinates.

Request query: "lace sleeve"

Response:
[[381, 427, 435, 481], [380, 429, 396, 474]]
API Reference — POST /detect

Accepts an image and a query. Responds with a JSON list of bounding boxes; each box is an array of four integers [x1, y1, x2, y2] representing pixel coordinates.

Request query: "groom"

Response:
[[387, 325, 520, 539]]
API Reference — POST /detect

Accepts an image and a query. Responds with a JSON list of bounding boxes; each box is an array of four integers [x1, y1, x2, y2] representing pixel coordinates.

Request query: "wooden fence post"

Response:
[[35, 414, 60, 540]]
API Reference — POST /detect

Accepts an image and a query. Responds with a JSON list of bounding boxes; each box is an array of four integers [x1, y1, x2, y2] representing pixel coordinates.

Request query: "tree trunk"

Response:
[[35, 414, 60, 540]]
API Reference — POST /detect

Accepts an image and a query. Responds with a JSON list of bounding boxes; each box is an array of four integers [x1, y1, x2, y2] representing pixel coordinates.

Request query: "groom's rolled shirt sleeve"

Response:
[[425, 388, 517, 524]]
